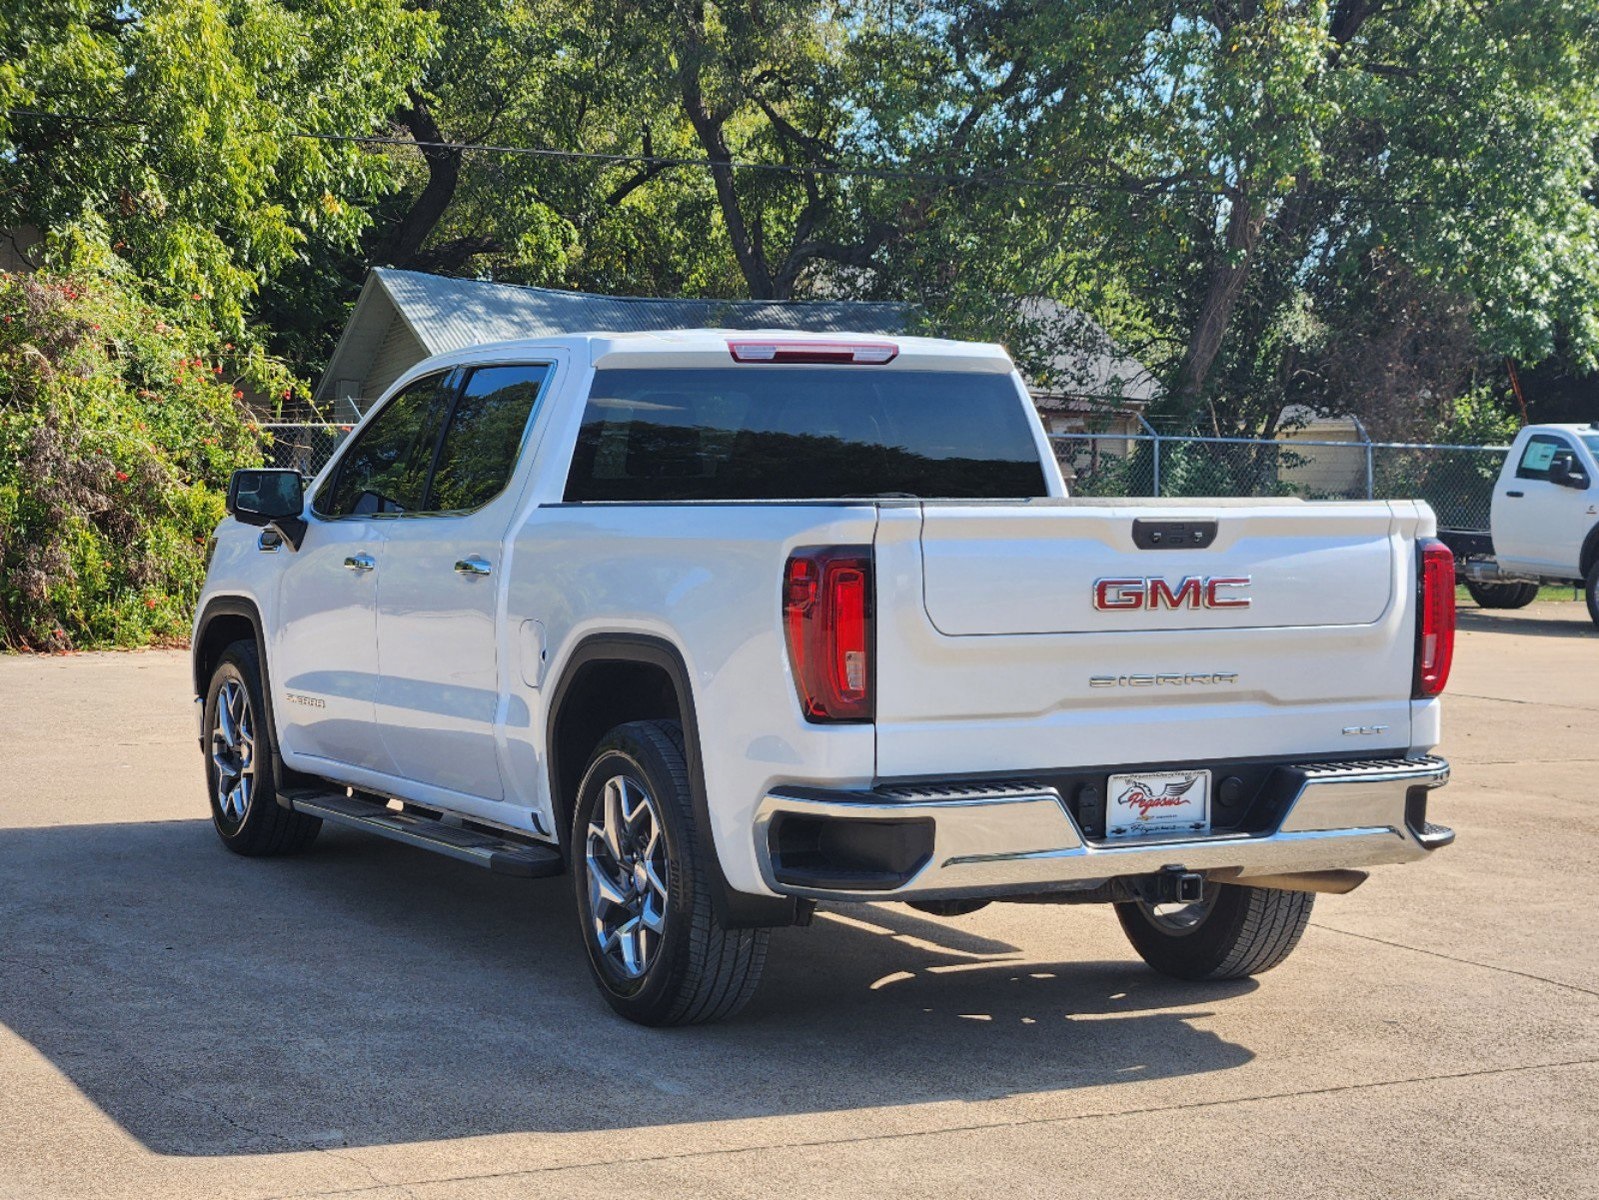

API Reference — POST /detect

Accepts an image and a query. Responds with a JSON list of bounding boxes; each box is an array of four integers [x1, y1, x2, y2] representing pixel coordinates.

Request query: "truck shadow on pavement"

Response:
[[0, 818, 1256, 1156], [1456, 608, 1593, 639]]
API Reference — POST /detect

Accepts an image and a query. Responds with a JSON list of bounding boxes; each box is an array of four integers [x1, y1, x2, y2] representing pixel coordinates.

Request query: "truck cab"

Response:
[[1445, 423, 1599, 627], [1489, 424, 1599, 580]]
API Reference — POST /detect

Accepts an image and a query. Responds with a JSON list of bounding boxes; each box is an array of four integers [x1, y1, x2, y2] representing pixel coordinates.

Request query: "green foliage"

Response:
[[8, 0, 1599, 449], [0, 0, 436, 333], [369, 0, 909, 302], [0, 260, 276, 649], [1436, 387, 1523, 447], [909, 1, 1599, 435]]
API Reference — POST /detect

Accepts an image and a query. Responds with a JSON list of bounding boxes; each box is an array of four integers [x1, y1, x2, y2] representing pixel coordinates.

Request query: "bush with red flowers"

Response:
[[0, 265, 295, 650]]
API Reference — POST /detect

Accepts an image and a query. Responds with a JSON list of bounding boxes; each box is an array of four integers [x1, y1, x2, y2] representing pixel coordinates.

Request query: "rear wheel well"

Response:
[[549, 658, 683, 849]]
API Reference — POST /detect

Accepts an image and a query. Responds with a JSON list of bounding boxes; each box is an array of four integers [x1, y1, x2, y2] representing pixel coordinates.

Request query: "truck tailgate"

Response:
[[921, 504, 1395, 634], [873, 500, 1422, 779]]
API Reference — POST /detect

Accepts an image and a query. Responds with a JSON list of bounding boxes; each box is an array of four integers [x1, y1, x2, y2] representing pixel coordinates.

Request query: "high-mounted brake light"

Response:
[[783, 547, 874, 722], [729, 339, 898, 365], [1414, 538, 1456, 698]]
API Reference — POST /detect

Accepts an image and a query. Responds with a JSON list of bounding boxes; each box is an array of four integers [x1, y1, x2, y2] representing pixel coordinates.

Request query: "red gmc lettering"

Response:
[[1204, 577, 1252, 609], [1093, 578, 1145, 610], [1148, 577, 1203, 609], [1094, 575, 1253, 611]]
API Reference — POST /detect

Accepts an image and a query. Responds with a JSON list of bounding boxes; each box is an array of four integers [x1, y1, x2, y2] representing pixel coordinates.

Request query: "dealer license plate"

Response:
[[1105, 769, 1211, 838]]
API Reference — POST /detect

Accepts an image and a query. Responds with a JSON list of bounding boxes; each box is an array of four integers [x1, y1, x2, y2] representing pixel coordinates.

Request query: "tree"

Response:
[[928, 1, 1599, 436], [0, 247, 284, 649], [360, 1, 1050, 304], [0, 0, 435, 335], [360, 0, 901, 301]]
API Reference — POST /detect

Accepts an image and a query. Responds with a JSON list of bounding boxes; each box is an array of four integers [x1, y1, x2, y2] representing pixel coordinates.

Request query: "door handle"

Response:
[[343, 553, 376, 572], [454, 556, 493, 577], [1504, 490, 1524, 498]]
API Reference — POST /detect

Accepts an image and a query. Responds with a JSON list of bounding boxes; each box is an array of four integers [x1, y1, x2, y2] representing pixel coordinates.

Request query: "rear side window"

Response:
[[1515, 433, 1578, 481], [564, 368, 1048, 501], [316, 372, 453, 516], [429, 364, 550, 511]]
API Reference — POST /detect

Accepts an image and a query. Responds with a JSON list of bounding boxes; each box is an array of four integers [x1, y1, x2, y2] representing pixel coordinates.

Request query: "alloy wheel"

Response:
[[585, 773, 669, 980], [211, 678, 256, 824]]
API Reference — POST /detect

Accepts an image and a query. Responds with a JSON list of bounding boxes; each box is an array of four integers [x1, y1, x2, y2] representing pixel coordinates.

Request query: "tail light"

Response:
[[783, 547, 874, 722], [1414, 538, 1456, 698]]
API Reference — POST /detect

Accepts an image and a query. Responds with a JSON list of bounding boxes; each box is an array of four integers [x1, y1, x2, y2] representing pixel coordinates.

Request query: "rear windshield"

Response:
[[563, 367, 1049, 502]]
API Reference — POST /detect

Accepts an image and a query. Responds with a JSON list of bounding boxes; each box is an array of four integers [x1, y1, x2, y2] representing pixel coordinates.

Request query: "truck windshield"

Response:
[[564, 367, 1049, 502], [1583, 434, 1599, 458]]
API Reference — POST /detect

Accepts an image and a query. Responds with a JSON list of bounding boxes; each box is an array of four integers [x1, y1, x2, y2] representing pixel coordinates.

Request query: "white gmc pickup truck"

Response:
[[194, 331, 1456, 1025]]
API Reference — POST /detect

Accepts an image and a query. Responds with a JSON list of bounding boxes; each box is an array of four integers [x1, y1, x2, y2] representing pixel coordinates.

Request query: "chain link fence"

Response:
[[259, 423, 349, 479], [1053, 432, 1508, 531], [256, 421, 1509, 532]]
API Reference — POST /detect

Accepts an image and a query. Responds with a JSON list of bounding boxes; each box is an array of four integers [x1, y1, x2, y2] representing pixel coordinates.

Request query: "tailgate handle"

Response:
[[1132, 518, 1218, 549], [1505, 490, 1524, 498]]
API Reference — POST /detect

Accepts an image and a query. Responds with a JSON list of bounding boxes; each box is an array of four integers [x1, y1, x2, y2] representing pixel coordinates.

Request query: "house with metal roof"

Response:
[[307, 269, 1160, 447], [283, 268, 1163, 485], [311, 268, 910, 420]]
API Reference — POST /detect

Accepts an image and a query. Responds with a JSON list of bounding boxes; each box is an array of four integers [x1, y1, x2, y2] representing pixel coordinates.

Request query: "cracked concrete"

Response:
[[1, 599, 1595, 1199]]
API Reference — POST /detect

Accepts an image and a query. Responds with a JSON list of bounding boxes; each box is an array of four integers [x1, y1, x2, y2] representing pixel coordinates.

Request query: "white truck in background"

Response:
[[193, 330, 1457, 1025], [1439, 423, 1599, 627]]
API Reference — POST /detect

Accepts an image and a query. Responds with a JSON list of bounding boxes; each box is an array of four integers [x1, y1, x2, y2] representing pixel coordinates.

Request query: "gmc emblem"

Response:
[[1093, 575, 1252, 611]]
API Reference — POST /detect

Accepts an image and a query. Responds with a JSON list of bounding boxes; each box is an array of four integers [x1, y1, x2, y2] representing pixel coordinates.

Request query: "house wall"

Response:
[[1277, 418, 1367, 497], [1037, 406, 1146, 490], [367, 315, 429, 406]]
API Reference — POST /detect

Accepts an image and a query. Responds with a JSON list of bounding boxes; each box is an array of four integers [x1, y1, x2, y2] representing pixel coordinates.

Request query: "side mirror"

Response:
[[1548, 457, 1590, 490], [226, 468, 307, 548]]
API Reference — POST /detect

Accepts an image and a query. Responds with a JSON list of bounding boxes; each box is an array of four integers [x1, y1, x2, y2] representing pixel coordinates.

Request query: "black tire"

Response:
[[1115, 884, 1313, 980], [1586, 561, 1599, 629], [570, 720, 767, 1026], [202, 640, 321, 856], [1464, 579, 1540, 609]]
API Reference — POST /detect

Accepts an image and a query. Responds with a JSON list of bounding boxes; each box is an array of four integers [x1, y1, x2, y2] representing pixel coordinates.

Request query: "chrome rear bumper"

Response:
[[753, 756, 1451, 902]]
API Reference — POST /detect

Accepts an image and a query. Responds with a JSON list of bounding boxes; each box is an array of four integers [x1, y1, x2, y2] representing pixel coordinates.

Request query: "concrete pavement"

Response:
[[1, 601, 1595, 1199]]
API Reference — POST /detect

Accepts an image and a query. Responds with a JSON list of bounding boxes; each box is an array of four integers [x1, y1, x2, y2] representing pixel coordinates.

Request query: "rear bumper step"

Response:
[[754, 756, 1451, 902], [283, 790, 564, 878]]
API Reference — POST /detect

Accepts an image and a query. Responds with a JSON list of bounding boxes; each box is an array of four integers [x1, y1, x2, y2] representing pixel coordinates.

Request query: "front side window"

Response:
[[428, 364, 550, 512], [1516, 433, 1577, 482], [316, 372, 454, 516]]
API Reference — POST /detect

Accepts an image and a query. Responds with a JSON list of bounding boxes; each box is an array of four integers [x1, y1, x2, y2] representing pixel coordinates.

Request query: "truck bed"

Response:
[[1438, 528, 1494, 557]]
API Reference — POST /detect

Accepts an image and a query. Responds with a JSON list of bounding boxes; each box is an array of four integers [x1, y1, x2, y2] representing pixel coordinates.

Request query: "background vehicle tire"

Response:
[[1464, 579, 1540, 609], [571, 719, 767, 1025], [203, 640, 321, 856], [1115, 884, 1313, 980], [1587, 561, 1599, 629]]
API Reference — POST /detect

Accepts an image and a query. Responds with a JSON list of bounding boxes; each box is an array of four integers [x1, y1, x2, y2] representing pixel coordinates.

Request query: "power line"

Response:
[[2, 106, 1224, 197], [1, 105, 1470, 211], [292, 129, 1237, 199]]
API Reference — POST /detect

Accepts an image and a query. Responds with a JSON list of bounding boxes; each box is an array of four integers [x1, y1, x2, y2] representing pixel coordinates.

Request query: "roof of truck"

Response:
[[390, 328, 1018, 383], [1524, 422, 1599, 435]]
